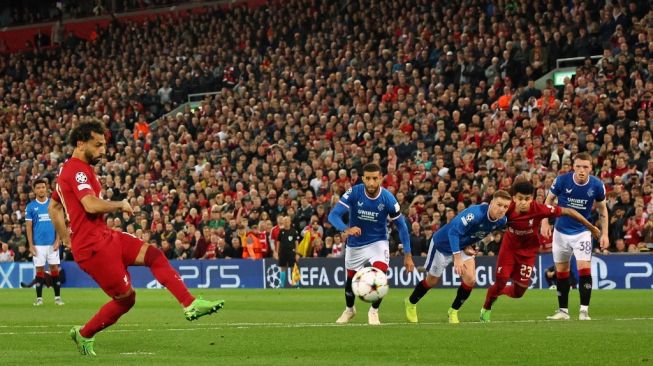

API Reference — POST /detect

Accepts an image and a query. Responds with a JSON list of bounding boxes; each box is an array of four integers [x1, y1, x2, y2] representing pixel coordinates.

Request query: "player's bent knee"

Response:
[[462, 271, 476, 285], [494, 277, 508, 287], [425, 274, 440, 287], [555, 263, 570, 272], [463, 280, 476, 288], [513, 284, 527, 298], [114, 289, 136, 308]]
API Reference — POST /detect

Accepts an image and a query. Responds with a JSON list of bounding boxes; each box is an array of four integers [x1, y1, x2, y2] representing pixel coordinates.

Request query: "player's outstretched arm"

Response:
[[48, 200, 71, 247], [560, 207, 600, 239], [80, 196, 132, 215]]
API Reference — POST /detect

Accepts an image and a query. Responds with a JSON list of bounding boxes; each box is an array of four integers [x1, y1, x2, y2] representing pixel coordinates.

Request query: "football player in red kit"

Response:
[[49, 121, 224, 356], [480, 180, 600, 322]]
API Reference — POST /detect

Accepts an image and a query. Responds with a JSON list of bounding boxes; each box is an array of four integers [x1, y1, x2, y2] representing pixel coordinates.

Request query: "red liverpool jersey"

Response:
[[52, 157, 110, 261], [503, 201, 562, 256]]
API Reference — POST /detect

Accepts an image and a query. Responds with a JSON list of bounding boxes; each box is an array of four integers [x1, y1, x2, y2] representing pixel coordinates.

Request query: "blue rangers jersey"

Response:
[[25, 198, 56, 246], [432, 203, 507, 255], [550, 172, 605, 235], [332, 184, 403, 248]]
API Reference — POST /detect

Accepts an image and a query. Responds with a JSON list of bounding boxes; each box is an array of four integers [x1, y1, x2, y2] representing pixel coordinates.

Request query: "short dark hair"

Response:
[[512, 180, 535, 196], [32, 178, 48, 188], [492, 190, 512, 201], [363, 163, 382, 174], [573, 152, 592, 163], [68, 121, 106, 146]]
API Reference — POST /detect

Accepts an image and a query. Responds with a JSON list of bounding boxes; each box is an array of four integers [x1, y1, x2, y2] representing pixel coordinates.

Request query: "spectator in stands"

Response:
[[409, 221, 428, 257], [0, 242, 14, 262], [14, 243, 32, 262], [311, 237, 329, 258], [230, 236, 244, 259], [161, 240, 176, 260]]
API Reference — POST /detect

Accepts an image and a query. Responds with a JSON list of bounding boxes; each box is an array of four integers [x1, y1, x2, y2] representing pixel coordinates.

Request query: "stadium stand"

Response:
[[1, 0, 652, 262]]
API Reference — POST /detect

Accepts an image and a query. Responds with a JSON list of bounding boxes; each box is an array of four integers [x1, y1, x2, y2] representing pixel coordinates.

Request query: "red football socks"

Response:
[[144, 245, 194, 307]]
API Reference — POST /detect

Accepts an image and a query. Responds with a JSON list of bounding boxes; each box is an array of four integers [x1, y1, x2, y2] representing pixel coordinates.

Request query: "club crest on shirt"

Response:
[[587, 188, 594, 197], [461, 213, 475, 226], [75, 172, 88, 184], [529, 219, 534, 227], [378, 203, 385, 211]]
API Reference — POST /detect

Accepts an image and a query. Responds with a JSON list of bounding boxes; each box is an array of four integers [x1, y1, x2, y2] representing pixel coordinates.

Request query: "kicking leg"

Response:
[[135, 244, 223, 321], [138, 244, 194, 307]]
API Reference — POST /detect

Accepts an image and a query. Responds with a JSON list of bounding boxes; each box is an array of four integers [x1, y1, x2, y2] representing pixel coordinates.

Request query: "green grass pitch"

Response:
[[1, 288, 651, 365]]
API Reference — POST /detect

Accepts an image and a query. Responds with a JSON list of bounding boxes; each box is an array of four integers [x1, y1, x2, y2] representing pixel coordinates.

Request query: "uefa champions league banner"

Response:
[[0, 262, 35, 289], [538, 254, 653, 290], [1, 255, 651, 289], [263, 256, 503, 289], [57, 259, 265, 289]]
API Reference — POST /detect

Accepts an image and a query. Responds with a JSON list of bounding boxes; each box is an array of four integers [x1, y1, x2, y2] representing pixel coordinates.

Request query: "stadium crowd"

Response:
[[0, 0, 188, 27], [1, 0, 653, 264]]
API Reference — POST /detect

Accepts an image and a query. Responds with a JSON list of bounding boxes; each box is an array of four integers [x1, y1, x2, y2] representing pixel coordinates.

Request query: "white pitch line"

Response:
[[1, 317, 652, 336]]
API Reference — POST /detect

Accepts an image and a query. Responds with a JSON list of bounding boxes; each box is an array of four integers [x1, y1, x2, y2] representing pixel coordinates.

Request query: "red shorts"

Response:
[[77, 231, 144, 297], [495, 247, 536, 287]]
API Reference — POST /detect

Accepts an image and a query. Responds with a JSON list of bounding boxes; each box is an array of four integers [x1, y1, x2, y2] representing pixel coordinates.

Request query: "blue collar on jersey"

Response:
[[486, 207, 501, 222], [572, 173, 590, 187], [364, 188, 382, 201]]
